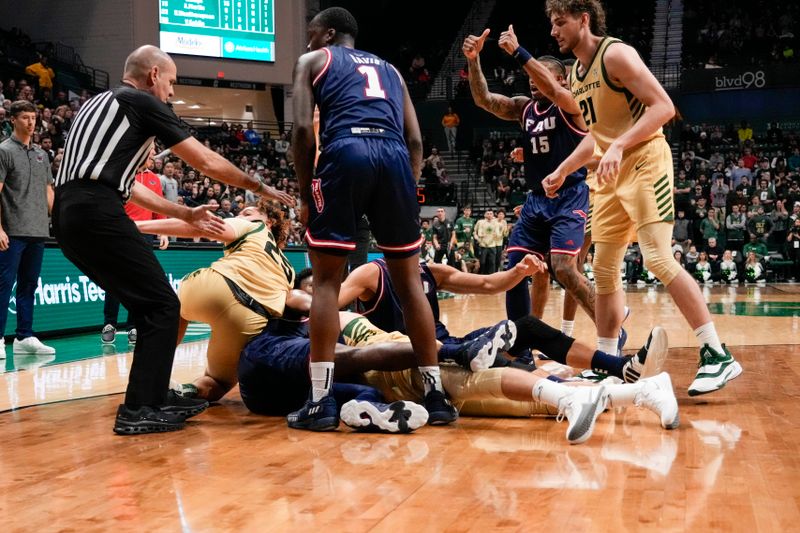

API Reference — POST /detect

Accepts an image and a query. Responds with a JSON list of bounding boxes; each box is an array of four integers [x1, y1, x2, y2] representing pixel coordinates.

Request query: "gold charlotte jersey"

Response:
[[569, 37, 663, 155], [210, 218, 295, 317]]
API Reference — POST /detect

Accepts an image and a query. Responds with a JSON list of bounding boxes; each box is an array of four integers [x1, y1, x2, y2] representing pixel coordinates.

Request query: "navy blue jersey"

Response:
[[355, 259, 450, 340], [313, 46, 406, 146], [265, 317, 309, 338], [521, 100, 588, 194]]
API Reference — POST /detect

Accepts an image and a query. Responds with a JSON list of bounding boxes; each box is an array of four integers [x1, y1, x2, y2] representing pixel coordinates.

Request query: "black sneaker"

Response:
[[101, 324, 116, 344], [423, 389, 458, 425], [287, 395, 340, 431], [160, 389, 209, 419], [113, 404, 185, 435]]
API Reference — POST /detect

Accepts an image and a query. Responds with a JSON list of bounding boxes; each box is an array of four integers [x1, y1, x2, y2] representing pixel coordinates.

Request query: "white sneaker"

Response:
[[634, 372, 680, 429], [688, 345, 742, 396], [13, 336, 56, 355], [0, 337, 6, 359], [340, 400, 429, 433], [557, 386, 609, 445], [622, 326, 669, 383]]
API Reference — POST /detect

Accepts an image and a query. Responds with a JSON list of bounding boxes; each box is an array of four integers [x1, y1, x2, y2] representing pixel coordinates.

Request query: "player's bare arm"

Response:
[[497, 25, 581, 116], [463, 29, 529, 121], [397, 71, 424, 181], [338, 262, 381, 308], [543, 132, 597, 198], [429, 255, 545, 295], [136, 217, 239, 242], [130, 181, 226, 235], [595, 43, 676, 183], [291, 49, 328, 221]]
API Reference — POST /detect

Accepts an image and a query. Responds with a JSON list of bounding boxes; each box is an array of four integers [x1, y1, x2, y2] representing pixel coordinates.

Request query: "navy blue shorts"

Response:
[[507, 181, 589, 259], [237, 333, 384, 415], [306, 136, 423, 258]]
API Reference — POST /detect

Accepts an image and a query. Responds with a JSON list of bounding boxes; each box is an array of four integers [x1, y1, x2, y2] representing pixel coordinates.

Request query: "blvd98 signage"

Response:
[[681, 65, 799, 92], [5, 246, 310, 335]]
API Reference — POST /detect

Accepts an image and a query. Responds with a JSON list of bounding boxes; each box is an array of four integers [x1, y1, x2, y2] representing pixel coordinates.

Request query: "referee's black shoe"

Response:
[[113, 405, 185, 435], [160, 389, 209, 419]]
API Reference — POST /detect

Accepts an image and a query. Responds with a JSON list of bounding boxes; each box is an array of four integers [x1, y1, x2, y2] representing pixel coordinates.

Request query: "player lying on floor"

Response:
[[237, 310, 679, 444], [337, 258, 662, 381]]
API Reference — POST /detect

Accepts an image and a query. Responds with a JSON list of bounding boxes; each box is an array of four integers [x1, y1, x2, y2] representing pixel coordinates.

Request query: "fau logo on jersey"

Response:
[[525, 116, 557, 134]]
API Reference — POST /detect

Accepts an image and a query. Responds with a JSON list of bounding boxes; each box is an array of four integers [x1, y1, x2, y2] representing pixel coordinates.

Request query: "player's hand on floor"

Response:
[[597, 143, 623, 186], [498, 25, 519, 55], [463, 29, 490, 59]]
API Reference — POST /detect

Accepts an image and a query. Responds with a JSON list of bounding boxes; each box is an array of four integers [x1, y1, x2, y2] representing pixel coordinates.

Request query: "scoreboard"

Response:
[[159, 0, 275, 62]]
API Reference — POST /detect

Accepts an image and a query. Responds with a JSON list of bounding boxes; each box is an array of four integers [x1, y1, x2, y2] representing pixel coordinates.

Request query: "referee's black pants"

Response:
[[53, 181, 180, 407]]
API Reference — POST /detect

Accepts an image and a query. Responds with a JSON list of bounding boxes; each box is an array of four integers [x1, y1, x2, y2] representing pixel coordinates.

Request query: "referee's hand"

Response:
[[187, 205, 227, 236]]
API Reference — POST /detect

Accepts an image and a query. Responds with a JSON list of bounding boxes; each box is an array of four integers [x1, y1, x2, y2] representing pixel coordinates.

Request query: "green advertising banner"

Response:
[[5, 245, 312, 336]]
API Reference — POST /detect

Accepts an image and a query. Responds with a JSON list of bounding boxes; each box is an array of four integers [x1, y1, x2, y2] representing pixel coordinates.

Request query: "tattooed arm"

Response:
[[463, 29, 529, 122]]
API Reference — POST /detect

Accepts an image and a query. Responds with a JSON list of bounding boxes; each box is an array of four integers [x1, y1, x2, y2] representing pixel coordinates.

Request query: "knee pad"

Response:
[[638, 223, 682, 285], [593, 242, 626, 294]]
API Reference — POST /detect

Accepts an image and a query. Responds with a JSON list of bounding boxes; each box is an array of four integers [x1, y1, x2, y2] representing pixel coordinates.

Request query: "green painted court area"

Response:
[[1, 323, 211, 373], [708, 301, 800, 317]]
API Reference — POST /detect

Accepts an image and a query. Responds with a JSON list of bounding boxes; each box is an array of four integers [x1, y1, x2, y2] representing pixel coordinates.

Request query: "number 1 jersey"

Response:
[[312, 46, 406, 146]]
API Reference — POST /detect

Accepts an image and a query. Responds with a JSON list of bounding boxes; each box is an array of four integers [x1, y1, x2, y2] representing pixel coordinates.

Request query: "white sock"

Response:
[[310, 362, 335, 402], [532, 379, 570, 407], [694, 322, 724, 354], [597, 336, 618, 356], [419, 366, 444, 394], [604, 382, 641, 407], [561, 320, 575, 337]]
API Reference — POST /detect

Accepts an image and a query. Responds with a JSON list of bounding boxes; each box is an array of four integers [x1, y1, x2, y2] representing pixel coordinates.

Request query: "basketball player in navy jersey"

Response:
[[290, 7, 456, 430], [463, 29, 597, 336]]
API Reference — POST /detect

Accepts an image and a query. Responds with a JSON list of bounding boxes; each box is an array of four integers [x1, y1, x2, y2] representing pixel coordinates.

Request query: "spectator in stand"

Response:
[[700, 207, 722, 245], [726, 204, 747, 251], [737, 121, 753, 146], [748, 206, 773, 242], [789, 183, 800, 208], [159, 161, 179, 203], [787, 218, 800, 280], [39, 135, 54, 163], [441, 106, 460, 152], [0, 100, 55, 356], [243, 121, 261, 146], [425, 146, 442, 169], [788, 148, 800, 172], [704, 236, 723, 272], [0, 108, 11, 142], [25, 55, 55, 91], [770, 199, 790, 244], [743, 233, 768, 261], [685, 245, 700, 272], [274, 132, 290, 157], [450, 205, 475, 253], [673, 209, 692, 251], [742, 147, 757, 170], [474, 208, 497, 274], [217, 198, 236, 219], [431, 207, 453, 264], [453, 244, 480, 273], [728, 157, 752, 188], [674, 169, 693, 211], [710, 175, 729, 216], [755, 176, 776, 211]]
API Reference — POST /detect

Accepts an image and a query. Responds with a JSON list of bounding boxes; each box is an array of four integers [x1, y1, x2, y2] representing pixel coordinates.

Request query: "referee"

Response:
[[53, 45, 294, 435]]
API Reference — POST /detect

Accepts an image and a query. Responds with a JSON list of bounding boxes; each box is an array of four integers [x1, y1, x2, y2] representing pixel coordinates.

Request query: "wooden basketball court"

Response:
[[2, 284, 799, 531]]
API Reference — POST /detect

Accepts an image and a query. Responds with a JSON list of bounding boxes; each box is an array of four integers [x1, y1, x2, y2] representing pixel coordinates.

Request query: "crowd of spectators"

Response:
[[684, 0, 799, 69]]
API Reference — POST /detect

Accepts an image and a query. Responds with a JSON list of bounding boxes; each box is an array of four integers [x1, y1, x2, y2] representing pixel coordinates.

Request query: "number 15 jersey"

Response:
[[521, 99, 588, 195], [313, 46, 406, 146]]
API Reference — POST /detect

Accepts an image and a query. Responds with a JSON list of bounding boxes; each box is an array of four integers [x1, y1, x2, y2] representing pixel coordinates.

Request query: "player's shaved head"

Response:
[[123, 45, 174, 81]]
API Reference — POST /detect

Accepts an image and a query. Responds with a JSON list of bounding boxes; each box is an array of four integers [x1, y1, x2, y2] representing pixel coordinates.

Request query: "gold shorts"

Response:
[[178, 268, 267, 387], [592, 138, 674, 244]]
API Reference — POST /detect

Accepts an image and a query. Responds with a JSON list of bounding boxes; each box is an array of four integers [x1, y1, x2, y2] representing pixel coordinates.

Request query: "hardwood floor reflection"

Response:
[[1, 286, 799, 530]]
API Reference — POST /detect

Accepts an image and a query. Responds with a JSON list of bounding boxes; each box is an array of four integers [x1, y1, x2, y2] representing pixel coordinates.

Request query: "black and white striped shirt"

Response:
[[55, 84, 189, 199]]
